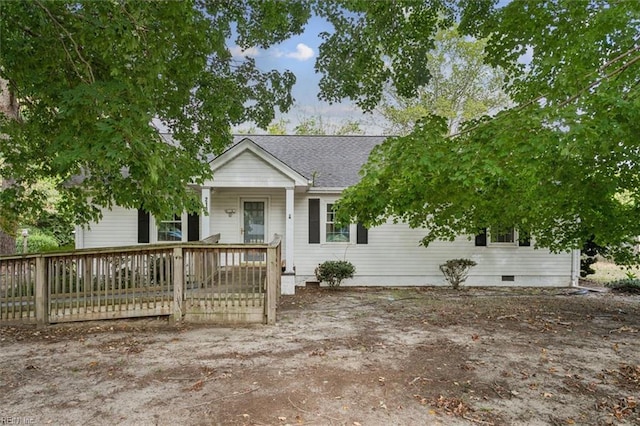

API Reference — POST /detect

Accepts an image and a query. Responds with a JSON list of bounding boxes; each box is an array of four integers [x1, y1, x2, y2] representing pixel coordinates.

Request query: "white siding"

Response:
[[78, 206, 139, 249], [79, 191, 574, 288], [294, 194, 573, 287], [212, 151, 295, 187]]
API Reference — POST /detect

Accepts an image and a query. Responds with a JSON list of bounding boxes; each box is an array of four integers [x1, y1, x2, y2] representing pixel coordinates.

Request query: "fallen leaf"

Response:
[[189, 380, 204, 392]]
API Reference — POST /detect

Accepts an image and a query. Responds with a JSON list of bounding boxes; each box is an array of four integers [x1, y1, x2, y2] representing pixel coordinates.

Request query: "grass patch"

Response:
[[605, 278, 640, 294], [590, 260, 640, 283]]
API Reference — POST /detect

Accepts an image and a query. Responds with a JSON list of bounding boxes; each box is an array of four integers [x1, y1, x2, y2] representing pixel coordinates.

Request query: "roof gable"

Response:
[[209, 138, 309, 188]]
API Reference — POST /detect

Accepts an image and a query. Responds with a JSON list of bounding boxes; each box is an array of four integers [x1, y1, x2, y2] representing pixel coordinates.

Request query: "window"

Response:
[[326, 203, 350, 242], [490, 228, 515, 244], [157, 214, 182, 241], [476, 227, 531, 247]]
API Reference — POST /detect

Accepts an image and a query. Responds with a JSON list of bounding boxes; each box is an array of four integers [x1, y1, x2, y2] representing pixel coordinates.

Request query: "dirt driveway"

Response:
[[1, 286, 639, 425]]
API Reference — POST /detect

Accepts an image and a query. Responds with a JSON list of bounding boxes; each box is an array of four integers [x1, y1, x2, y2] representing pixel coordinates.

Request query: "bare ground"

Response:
[[1, 286, 639, 426]]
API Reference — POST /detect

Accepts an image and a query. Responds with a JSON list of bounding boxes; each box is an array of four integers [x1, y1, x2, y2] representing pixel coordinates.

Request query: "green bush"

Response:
[[315, 260, 355, 288], [15, 232, 59, 254], [439, 258, 477, 289], [605, 278, 640, 294]]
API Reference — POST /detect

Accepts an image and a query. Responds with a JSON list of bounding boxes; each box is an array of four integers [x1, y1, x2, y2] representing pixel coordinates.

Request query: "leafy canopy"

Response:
[[0, 0, 453, 228], [338, 0, 640, 261], [378, 25, 511, 136]]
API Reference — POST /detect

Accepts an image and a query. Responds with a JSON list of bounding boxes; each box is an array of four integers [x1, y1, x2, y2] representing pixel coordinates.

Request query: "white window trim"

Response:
[[322, 201, 354, 245], [488, 228, 518, 247], [151, 213, 187, 243]]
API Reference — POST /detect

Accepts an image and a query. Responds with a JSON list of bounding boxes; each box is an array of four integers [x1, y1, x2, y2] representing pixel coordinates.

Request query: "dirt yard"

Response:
[[1, 286, 639, 426]]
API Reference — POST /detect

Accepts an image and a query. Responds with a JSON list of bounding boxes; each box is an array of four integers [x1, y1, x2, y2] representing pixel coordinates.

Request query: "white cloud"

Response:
[[229, 45, 260, 58], [275, 43, 314, 61]]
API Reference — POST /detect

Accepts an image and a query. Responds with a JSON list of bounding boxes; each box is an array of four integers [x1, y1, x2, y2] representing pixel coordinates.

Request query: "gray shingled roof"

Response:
[[231, 135, 386, 187]]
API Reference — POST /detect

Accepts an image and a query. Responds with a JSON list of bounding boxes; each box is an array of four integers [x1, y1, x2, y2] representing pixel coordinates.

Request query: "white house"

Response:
[[75, 135, 580, 294]]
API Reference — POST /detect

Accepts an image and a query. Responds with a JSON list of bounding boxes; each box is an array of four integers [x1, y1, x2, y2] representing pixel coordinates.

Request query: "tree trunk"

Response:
[[0, 78, 19, 255]]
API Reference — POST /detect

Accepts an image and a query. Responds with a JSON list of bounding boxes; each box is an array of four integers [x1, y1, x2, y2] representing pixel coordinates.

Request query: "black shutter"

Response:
[[187, 213, 200, 241], [356, 222, 368, 244], [475, 228, 487, 246], [519, 231, 531, 247], [137, 209, 150, 243], [308, 199, 320, 244]]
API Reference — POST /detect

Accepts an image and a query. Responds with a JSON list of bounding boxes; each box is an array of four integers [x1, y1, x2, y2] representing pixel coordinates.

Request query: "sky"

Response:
[[230, 16, 381, 134]]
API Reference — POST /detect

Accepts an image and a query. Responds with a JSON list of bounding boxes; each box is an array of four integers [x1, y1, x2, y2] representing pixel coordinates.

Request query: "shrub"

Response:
[[15, 232, 59, 254], [439, 258, 477, 289], [605, 278, 640, 294], [315, 260, 355, 288]]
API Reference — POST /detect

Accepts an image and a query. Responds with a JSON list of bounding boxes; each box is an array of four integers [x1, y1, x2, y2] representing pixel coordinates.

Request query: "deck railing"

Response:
[[0, 236, 281, 325]]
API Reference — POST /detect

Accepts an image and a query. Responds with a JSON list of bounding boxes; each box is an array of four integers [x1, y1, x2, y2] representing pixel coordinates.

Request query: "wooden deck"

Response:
[[0, 238, 281, 325]]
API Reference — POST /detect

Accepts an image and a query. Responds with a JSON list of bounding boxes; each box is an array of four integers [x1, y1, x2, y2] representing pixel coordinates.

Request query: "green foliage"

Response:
[[0, 0, 305, 228], [0, 0, 451, 230], [580, 238, 608, 278], [15, 231, 59, 254], [339, 1, 640, 264], [293, 115, 364, 135], [315, 260, 356, 288], [379, 25, 511, 135], [605, 279, 640, 294], [266, 118, 289, 135], [439, 258, 477, 289]]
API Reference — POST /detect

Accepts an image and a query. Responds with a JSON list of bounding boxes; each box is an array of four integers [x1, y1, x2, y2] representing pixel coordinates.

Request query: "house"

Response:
[[75, 135, 580, 294]]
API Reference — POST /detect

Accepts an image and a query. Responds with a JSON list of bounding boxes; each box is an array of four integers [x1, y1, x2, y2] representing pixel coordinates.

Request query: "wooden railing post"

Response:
[[265, 244, 277, 325], [173, 247, 184, 322], [35, 256, 48, 326]]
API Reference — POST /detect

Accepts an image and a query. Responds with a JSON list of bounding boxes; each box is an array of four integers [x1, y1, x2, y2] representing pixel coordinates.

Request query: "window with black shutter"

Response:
[[356, 222, 368, 244], [474, 228, 487, 246], [137, 209, 150, 243], [308, 199, 320, 244], [187, 213, 200, 241]]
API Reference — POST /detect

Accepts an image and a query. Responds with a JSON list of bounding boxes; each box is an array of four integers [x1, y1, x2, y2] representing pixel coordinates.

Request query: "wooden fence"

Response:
[[0, 236, 281, 325]]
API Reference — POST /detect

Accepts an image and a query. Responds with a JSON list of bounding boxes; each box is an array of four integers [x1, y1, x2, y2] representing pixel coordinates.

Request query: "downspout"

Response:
[[74, 226, 84, 250], [570, 248, 580, 287]]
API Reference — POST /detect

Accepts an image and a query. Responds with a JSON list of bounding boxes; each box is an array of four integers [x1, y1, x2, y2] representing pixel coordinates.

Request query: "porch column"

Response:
[[285, 187, 295, 274], [201, 187, 211, 239]]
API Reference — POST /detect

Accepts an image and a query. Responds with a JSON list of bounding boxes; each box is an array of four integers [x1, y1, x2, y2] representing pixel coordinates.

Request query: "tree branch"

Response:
[[35, 0, 95, 84]]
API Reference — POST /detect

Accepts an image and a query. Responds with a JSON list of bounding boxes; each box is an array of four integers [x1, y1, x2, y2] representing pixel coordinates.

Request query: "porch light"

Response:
[[224, 208, 236, 217]]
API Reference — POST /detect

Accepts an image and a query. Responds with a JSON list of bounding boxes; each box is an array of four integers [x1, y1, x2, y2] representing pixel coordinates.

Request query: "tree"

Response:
[[377, 26, 510, 136], [292, 115, 363, 135], [338, 0, 640, 263], [0, 0, 452, 229], [0, 79, 19, 254]]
